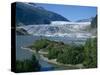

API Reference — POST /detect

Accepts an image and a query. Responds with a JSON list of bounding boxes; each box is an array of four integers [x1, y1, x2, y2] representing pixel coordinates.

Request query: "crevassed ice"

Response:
[[17, 21, 91, 38]]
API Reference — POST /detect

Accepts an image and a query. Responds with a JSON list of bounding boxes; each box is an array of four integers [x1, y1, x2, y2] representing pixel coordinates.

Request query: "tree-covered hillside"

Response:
[[91, 15, 97, 28], [16, 2, 69, 26]]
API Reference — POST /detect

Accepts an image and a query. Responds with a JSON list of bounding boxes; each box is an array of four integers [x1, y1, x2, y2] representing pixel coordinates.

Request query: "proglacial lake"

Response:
[[16, 35, 88, 71]]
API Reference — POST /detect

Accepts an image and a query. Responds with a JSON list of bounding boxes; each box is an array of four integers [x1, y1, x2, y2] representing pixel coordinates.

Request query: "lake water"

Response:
[[16, 35, 88, 71], [16, 35, 55, 71]]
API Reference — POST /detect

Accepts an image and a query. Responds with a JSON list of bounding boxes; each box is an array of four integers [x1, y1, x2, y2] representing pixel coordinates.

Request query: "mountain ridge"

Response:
[[16, 2, 70, 26]]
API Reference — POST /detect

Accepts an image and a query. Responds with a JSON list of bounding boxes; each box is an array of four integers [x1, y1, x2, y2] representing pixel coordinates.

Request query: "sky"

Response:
[[37, 3, 97, 21]]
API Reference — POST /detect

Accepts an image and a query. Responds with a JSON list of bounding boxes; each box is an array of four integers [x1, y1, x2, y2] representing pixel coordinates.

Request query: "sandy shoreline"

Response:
[[21, 46, 36, 53]]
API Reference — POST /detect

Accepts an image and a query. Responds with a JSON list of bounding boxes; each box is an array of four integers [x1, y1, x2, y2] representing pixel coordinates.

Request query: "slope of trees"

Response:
[[16, 2, 69, 25], [16, 54, 40, 73], [83, 38, 97, 68], [91, 15, 97, 28], [57, 45, 84, 64]]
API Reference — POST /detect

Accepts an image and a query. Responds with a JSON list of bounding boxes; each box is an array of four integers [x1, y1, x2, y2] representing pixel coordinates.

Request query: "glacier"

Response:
[[17, 21, 92, 38]]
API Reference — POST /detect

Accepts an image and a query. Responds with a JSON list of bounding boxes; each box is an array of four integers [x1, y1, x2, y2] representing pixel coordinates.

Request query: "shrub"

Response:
[[16, 54, 40, 72], [33, 39, 50, 51], [57, 45, 84, 64]]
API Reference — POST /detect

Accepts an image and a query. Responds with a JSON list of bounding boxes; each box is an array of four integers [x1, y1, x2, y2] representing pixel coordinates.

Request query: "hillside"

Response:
[[91, 15, 97, 28], [16, 2, 69, 26]]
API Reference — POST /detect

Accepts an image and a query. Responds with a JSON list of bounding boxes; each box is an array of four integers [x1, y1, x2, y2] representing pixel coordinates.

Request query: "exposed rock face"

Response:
[[16, 28, 29, 35]]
